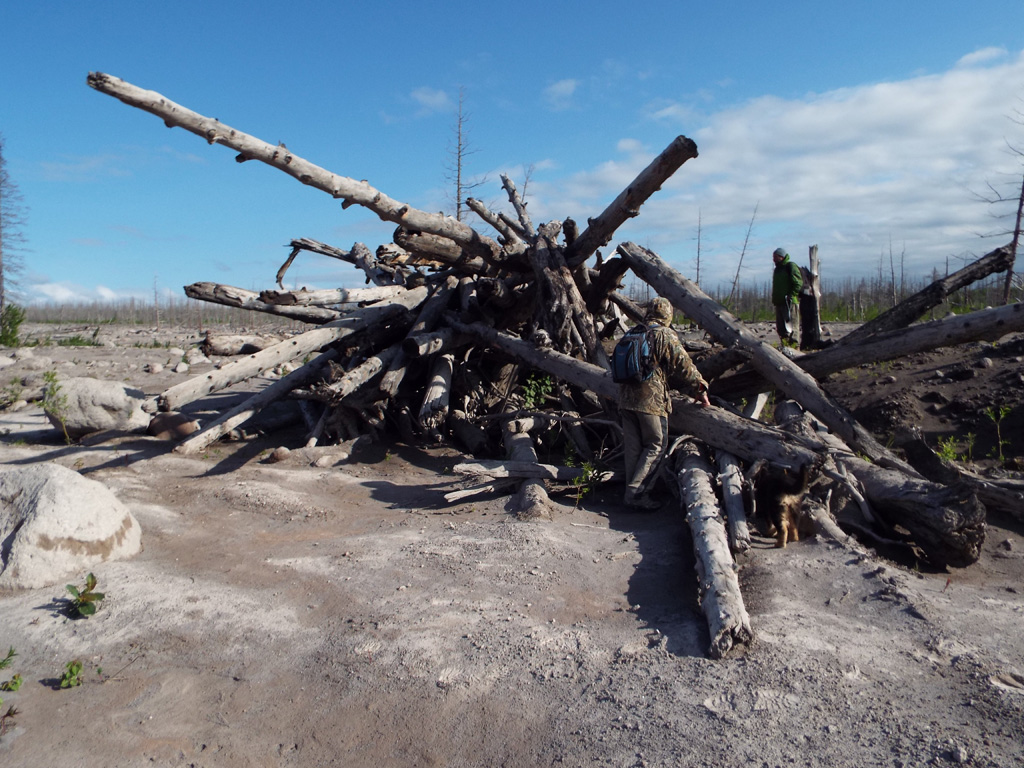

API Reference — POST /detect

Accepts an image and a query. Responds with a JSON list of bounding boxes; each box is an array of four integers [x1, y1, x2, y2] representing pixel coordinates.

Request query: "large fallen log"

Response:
[[175, 349, 338, 455], [675, 440, 753, 658], [449, 317, 985, 566], [711, 301, 1024, 400], [618, 241, 917, 476], [184, 282, 341, 323], [87, 73, 503, 265], [836, 243, 1014, 346], [159, 286, 428, 412], [259, 285, 407, 307]]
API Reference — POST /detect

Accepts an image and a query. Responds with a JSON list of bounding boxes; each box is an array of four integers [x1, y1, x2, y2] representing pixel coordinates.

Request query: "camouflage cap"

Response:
[[645, 297, 673, 325]]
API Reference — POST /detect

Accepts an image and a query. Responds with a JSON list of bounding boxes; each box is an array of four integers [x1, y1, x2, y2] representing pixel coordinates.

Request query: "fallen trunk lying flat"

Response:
[[159, 286, 427, 412], [675, 440, 753, 659]]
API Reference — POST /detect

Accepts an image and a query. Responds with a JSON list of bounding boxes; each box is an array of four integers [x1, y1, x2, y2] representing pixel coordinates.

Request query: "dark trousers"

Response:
[[621, 409, 668, 500]]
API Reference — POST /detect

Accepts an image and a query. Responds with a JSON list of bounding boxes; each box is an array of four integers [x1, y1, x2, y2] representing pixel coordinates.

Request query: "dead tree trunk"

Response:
[[798, 245, 824, 350], [674, 440, 753, 658], [618, 241, 916, 475], [502, 418, 553, 520], [184, 282, 340, 323], [837, 243, 1014, 346], [711, 301, 1024, 401], [87, 72, 503, 265], [160, 286, 428, 412]]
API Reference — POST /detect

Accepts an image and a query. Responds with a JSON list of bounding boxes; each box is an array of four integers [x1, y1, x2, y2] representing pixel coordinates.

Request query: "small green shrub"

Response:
[[66, 573, 105, 617], [42, 371, 71, 444], [522, 373, 554, 409], [0, 304, 25, 347], [0, 674, 22, 692], [59, 660, 84, 688]]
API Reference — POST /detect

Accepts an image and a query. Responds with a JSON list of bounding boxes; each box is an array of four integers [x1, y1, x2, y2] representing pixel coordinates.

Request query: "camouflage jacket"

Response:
[[618, 324, 707, 416]]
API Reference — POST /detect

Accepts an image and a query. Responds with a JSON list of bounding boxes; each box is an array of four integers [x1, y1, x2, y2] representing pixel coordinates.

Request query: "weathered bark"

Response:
[[901, 439, 1024, 524], [379, 277, 459, 397], [501, 174, 536, 239], [502, 418, 552, 519], [87, 73, 502, 264], [160, 286, 428, 412], [566, 136, 699, 267], [311, 344, 402, 405], [392, 228, 496, 273], [418, 353, 455, 433], [835, 455, 985, 568], [259, 285, 406, 307], [837, 243, 1014, 346], [799, 245, 824, 350], [450, 318, 984, 566], [184, 282, 340, 323], [201, 332, 287, 357], [675, 441, 753, 658], [174, 350, 338, 455], [716, 451, 752, 554], [453, 459, 612, 483], [618, 241, 916, 475], [712, 301, 1024, 401]]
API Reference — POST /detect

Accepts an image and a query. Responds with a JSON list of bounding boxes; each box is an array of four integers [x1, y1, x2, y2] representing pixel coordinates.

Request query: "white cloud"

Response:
[[544, 79, 579, 111], [530, 48, 1024, 289], [955, 47, 1008, 68], [410, 87, 452, 115]]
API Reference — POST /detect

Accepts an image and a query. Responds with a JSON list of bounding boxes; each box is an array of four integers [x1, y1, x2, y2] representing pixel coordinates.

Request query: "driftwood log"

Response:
[[674, 440, 753, 658]]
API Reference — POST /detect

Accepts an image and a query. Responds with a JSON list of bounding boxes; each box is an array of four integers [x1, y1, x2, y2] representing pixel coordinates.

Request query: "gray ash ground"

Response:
[[0, 322, 1022, 767]]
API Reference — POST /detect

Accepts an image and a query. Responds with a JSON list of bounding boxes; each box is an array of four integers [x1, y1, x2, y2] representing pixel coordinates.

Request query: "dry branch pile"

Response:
[[88, 72, 1023, 658]]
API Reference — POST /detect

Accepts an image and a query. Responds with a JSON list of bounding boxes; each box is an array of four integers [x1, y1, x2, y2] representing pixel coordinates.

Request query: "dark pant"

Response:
[[621, 409, 668, 501], [775, 300, 798, 343]]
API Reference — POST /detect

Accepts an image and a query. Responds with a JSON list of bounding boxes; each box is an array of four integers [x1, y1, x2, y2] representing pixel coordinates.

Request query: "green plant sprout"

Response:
[[66, 573, 105, 617], [0, 648, 15, 671], [0, 674, 22, 692], [985, 405, 1012, 462], [41, 370, 71, 444], [522, 373, 554, 409], [59, 660, 84, 688], [0, 705, 18, 736]]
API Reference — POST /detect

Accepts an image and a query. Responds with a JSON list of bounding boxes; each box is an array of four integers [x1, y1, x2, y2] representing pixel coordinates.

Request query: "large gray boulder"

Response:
[[45, 376, 149, 438], [0, 463, 142, 589]]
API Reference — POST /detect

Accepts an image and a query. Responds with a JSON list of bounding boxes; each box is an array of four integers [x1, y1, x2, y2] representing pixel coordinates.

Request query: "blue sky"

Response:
[[2, 1, 1024, 305]]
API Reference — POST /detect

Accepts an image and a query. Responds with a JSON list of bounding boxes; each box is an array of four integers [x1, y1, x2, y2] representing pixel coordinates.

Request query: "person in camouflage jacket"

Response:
[[619, 297, 709, 510]]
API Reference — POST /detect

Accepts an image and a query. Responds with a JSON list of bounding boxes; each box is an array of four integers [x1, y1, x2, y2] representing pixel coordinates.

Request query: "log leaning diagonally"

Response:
[[617, 241, 918, 476], [86, 73, 501, 264]]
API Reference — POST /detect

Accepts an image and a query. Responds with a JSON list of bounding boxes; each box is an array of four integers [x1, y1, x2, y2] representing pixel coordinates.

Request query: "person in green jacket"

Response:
[[771, 247, 803, 345]]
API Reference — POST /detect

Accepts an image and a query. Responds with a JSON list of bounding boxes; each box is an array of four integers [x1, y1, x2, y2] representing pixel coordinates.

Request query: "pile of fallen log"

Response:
[[88, 72, 1023, 658]]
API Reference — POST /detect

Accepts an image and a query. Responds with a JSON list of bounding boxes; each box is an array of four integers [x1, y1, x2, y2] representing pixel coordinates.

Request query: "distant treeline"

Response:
[[629, 271, 1018, 324], [21, 271, 1019, 330]]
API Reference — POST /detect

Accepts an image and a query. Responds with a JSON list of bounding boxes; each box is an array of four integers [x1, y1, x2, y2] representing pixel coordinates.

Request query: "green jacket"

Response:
[[772, 255, 803, 306]]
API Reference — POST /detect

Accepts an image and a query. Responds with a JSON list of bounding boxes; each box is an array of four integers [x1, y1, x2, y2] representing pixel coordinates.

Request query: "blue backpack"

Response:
[[611, 323, 657, 384]]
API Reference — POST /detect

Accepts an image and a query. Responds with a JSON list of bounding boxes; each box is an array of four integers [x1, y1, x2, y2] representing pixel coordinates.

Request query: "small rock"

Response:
[[173, 361, 190, 374], [267, 446, 291, 463], [976, 357, 993, 369], [148, 412, 199, 440], [145, 362, 164, 374]]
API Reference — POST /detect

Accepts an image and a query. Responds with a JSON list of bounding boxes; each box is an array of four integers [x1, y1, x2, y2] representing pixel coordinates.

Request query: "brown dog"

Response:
[[754, 463, 812, 548]]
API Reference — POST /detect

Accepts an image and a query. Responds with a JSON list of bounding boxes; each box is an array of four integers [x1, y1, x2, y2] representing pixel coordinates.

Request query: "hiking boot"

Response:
[[626, 494, 662, 511]]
